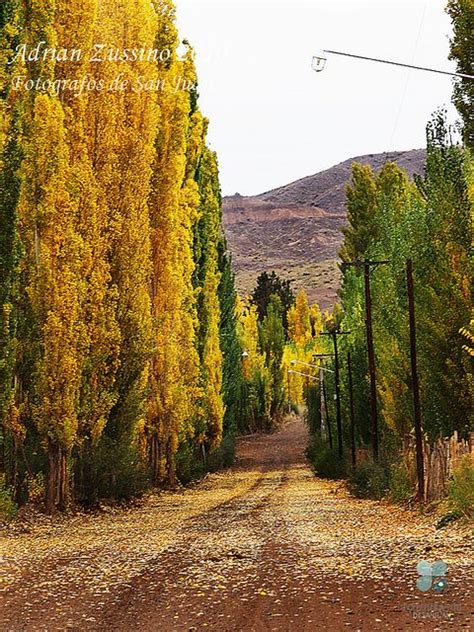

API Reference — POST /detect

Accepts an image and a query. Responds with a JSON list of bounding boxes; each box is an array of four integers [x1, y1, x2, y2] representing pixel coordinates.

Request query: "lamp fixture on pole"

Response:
[[312, 49, 474, 80]]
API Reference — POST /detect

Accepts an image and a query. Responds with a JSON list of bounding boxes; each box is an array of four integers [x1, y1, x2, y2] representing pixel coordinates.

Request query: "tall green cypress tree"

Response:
[[218, 242, 244, 435], [258, 295, 286, 419], [0, 0, 24, 489]]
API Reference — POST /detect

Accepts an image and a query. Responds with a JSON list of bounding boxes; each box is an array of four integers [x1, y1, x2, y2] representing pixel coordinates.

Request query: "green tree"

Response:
[[0, 0, 24, 494], [194, 146, 225, 450], [447, 0, 474, 149], [339, 115, 472, 446], [218, 245, 244, 435], [339, 163, 378, 263], [258, 295, 286, 418], [251, 271, 294, 333]]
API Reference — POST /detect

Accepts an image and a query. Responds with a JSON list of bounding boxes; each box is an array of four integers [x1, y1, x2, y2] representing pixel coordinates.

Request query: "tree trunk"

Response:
[[149, 434, 161, 486], [45, 442, 60, 514], [58, 451, 68, 511], [45, 442, 68, 513], [165, 437, 177, 488]]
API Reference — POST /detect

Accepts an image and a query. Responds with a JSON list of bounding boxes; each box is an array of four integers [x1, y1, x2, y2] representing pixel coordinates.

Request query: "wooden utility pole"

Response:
[[364, 262, 379, 461], [322, 330, 349, 459], [319, 367, 327, 440], [333, 332, 342, 459], [322, 378, 333, 449], [406, 259, 425, 501], [347, 351, 356, 468], [313, 353, 335, 448], [342, 259, 388, 461]]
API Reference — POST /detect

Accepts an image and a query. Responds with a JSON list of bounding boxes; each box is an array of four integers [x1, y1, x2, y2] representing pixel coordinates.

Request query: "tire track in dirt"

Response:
[[1, 418, 472, 632], [1, 425, 295, 632], [97, 467, 293, 630], [1, 467, 275, 631]]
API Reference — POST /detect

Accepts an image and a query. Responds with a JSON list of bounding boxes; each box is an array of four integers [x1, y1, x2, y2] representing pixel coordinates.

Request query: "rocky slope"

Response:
[[223, 149, 426, 309]]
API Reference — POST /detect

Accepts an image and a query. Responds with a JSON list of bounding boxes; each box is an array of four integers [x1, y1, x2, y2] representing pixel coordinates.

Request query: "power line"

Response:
[[314, 49, 474, 80], [321, 329, 350, 459], [388, 2, 428, 152]]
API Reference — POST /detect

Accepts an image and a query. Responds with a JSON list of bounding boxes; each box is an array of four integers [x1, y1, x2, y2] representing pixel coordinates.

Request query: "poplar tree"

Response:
[[287, 289, 312, 346], [194, 147, 225, 449], [79, 0, 157, 501], [19, 94, 83, 512], [52, 0, 122, 502], [10, 0, 86, 511], [217, 245, 244, 435], [0, 0, 24, 490], [237, 298, 272, 431], [147, 14, 201, 486], [339, 163, 378, 263], [258, 296, 286, 419], [447, 0, 474, 149]]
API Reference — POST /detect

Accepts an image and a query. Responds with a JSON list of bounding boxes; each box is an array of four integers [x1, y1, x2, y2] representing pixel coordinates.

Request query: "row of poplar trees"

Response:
[[331, 0, 473, 459], [0, 0, 244, 512], [338, 114, 472, 451]]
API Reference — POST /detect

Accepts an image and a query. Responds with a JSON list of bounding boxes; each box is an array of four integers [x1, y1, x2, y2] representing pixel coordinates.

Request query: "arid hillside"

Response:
[[223, 149, 426, 309]]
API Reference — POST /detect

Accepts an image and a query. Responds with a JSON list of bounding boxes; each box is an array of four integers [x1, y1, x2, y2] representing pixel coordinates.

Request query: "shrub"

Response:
[[75, 437, 149, 505], [289, 401, 300, 416], [389, 462, 413, 503], [447, 456, 474, 517], [207, 433, 236, 472], [436, 511, 461, 530], [348, 460, 389, 499], [25, 473, 45, 503], [0, 475, 17, 521], [177, 433, 236, 485], [307, 440, 346, 479]]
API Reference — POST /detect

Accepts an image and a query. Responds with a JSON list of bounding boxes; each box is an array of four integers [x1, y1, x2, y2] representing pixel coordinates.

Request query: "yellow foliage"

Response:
[[19, 94, 82, 451], [198, 148, 225, 448], [287, 289, 312, 345], [147, 28, 202, 483], [237, 297, 264, 380], [283, 300, 324, 406], [3, 0, 230, 501], [460, 318, 474, 357]]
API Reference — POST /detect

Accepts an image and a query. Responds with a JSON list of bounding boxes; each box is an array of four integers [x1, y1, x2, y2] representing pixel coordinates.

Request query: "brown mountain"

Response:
[[222, 149, 426, 309]]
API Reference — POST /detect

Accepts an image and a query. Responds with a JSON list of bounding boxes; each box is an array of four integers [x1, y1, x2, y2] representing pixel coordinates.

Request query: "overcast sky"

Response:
[[176, 0, 458, 196]]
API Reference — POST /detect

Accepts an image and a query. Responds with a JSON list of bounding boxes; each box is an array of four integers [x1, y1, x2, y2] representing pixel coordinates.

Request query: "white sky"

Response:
[[176, 0, 458, 196]]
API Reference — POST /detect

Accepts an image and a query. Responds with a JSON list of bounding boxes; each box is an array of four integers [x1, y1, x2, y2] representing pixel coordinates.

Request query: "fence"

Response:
[[403, 431, 473, 501]]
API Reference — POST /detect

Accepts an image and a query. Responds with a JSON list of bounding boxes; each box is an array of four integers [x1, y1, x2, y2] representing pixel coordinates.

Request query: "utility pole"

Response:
[[342, 259, 388, 461], [347, 351, 356, 468], [321, 330, 350, 459], [312, 353, 334, 444], [364, 262, 378, 461], [322, 378, 333, 449], [291, 358, 334, 441], [406, 259, 425, 501], [318, 366, 327, 440]]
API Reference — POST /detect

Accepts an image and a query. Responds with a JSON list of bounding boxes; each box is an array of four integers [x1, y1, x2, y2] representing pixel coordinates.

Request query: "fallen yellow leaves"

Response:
[[0, 418, 472, 631]]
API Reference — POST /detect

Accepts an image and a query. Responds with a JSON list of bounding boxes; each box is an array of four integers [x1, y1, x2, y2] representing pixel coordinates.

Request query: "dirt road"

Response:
[[1, 418, 472, 631]]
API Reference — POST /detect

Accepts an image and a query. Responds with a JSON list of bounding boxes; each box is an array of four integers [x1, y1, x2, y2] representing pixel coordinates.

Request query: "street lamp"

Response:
[[312, 49, 474, 80], [311, 50, 327, 73]]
